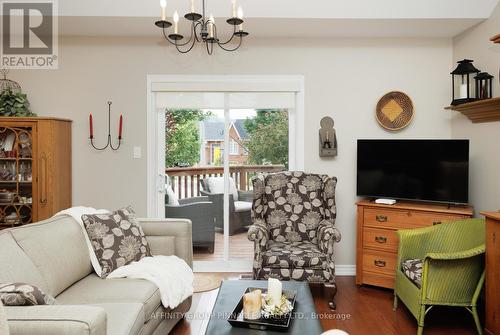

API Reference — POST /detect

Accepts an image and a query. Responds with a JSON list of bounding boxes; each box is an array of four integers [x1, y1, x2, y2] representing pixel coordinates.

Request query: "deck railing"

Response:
[[166, 165, 285, 199]]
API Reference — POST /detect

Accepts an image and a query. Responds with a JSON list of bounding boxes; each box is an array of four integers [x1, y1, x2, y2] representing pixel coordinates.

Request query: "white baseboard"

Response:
[[335, 265, 356, 276]]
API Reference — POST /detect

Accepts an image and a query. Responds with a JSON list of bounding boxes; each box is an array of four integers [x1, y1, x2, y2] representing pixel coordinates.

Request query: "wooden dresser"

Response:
[[481, 211, 500, 335], [356, 200, 473, 289]]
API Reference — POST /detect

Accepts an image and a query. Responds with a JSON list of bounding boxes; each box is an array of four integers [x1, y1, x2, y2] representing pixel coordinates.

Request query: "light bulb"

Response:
[[160, 0, 167, 21], [173, 10, 179, 34], [237, 6, 243, 18], [231, 0, 237, 17], [208, 14, 215, 38]]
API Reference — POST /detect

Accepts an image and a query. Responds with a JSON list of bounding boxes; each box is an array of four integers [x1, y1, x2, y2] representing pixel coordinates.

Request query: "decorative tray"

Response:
[[227, 287, 297, 332]]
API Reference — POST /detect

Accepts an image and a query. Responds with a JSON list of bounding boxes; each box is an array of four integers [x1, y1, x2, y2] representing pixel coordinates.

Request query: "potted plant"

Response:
[[0, 89, 36, 117]]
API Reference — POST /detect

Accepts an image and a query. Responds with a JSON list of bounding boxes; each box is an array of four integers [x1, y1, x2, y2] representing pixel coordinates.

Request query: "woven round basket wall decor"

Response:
[[376, 91, 414, 131]]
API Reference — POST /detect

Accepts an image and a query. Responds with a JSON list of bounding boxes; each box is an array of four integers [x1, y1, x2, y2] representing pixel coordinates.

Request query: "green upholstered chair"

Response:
[[393, 218, 485, 335]]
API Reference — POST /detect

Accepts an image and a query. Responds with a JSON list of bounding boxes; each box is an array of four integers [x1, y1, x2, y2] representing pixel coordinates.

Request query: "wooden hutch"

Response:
[[0, 117, 71, 229]]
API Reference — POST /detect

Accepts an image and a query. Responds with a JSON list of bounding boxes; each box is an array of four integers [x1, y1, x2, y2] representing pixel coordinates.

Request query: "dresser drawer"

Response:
[[362, 249, 397, 276], [363, 208, 465, 230], [363, 227, 398, 252]]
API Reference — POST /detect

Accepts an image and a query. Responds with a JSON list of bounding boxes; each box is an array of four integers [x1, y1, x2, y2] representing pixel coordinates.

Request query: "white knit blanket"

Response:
[[107, 255, 194, 309]]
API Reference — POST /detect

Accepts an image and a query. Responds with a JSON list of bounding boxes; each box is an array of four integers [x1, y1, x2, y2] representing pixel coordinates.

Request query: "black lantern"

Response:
[[451, 59, 480, 105], [474, 72, 494, 100]]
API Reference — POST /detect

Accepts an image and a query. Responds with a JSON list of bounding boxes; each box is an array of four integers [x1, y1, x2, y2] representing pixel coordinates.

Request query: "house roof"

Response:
[[202, 119, 250, 141]]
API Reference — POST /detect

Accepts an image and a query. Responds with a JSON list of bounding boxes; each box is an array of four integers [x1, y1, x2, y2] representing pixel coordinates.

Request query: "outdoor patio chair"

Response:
[[200, 177, 253, 236], [165, 184, 216, 252]]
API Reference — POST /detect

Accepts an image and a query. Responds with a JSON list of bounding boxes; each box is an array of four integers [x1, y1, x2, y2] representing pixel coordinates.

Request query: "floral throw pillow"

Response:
[[82, 206, 152, 278], [0, 283, 56, 306]]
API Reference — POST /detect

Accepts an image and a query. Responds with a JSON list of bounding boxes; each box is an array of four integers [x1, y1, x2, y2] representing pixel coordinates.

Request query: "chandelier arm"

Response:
[[174, 36, 197, 54], [217, 25, 237, 45], [206, 41, 214, 55], [217, 35, 243, 52], [194, 21, 203, 42], [162, 29, 178, 46]]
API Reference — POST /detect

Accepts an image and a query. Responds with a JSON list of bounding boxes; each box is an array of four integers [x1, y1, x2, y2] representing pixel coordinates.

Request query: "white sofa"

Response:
[[0, 215, 193, 335]]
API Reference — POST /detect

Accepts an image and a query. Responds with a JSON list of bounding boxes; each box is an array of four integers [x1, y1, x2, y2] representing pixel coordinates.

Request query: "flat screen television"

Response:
[[356, 139, 469, 205]]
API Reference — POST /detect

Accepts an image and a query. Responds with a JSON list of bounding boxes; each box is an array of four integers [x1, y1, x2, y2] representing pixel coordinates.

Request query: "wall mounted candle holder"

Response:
[[319, 116, 337, 157], [89, 101, 123, 151]]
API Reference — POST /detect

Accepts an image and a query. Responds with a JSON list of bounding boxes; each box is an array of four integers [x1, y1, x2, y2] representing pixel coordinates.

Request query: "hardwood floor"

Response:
[[170, 276, 481, 335], [193, 232, 253, 261]]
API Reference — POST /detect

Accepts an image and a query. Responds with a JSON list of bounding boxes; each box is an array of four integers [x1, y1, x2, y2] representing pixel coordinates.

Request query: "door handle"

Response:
[[376, 215, 388, 222], [374, 260, 386, 267], [375, 236, 387, 243]]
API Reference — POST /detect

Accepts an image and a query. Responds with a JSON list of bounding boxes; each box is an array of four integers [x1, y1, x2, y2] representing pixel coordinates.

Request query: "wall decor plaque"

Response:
[[376, 91, 414, 131]]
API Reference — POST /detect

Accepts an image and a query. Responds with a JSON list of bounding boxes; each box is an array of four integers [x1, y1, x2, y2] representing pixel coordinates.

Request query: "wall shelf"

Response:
[[445, 97, 500, 123], [490, 34, 500, 43]]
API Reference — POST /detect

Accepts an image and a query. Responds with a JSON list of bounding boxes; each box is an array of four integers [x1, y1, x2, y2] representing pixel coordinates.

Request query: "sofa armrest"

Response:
[[5, 305, 106, 335], [138, 218, 193, 268]]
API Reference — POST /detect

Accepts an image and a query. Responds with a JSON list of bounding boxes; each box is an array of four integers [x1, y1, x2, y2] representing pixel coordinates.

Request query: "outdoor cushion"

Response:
[[207, 177, 239, 201], [56, 274, 160, 323], [165, 184, 180, 206], [402, 258, 423, 288], [92, 303, 144, 335], [262, 241, 328, 270], [234, 201, 252, 212]]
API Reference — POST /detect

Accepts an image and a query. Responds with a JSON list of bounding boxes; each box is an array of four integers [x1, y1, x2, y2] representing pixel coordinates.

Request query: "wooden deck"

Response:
[[193, 231, 253, 261]]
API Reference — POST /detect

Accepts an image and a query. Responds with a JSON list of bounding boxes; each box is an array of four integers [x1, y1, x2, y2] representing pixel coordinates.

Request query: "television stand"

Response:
[[356, 199, 473, 289]]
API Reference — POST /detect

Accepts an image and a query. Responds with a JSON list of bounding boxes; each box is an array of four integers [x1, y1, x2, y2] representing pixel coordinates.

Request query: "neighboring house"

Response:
[[200, 119, 249, 165]]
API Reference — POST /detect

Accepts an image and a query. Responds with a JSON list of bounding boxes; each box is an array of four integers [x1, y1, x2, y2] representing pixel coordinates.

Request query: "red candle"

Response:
[[118, 114, 123, 139], [89, 113, 94, 139]]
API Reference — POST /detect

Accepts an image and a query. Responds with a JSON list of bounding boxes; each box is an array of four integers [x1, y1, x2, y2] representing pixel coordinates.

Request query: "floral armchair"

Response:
[[247, 171, 341, 309]]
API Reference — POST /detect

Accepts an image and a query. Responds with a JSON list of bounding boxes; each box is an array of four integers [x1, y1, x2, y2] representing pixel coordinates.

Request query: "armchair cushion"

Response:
[[262, 173, 333, 243], [402, 258, 423, 288], [262, 241, 327, 270]]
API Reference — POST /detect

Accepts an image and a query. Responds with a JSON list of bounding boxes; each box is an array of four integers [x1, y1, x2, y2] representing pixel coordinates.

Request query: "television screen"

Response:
[[356, 139, 469, 204]]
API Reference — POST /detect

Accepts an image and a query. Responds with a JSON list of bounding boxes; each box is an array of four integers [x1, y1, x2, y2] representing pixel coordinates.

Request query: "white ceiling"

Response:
[[56, 0, 500, 38]]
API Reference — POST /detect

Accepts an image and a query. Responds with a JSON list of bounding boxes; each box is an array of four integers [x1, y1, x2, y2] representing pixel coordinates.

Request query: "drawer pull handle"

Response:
[[374, 260, 386, 267], [433, 221, 442, 226], [375, 236, 387, 243], [376, 215, 388, 222]]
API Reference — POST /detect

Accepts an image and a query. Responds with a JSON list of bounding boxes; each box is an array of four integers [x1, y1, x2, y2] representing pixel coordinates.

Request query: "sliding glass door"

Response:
[[152, 83, 300, 272]]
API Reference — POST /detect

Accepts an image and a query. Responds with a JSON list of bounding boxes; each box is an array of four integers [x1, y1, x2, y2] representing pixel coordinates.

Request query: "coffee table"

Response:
[[205, 280, 323, 334]]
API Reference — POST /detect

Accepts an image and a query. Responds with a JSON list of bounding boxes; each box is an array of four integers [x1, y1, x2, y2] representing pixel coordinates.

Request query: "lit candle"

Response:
[[160, 0, 167, 21], [231, 0, 237, 17], [208, 14, 215, 38], [173, 11, 179, 34], [237, 6, 243, 31], [190, 0, 195, 13], [267, 278, 282, 306], [89, 113, 94, 139], [459, 83, 468, 99], [118, 115, 123, 139]]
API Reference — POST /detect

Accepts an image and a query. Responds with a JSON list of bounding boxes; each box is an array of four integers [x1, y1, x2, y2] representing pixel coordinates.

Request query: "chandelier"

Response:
[[154, 0, 249, 55]]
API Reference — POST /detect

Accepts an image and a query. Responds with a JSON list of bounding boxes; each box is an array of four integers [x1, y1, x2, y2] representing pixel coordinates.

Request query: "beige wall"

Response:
[[452, 3, 500, 213], [9, 36, 453, 266]]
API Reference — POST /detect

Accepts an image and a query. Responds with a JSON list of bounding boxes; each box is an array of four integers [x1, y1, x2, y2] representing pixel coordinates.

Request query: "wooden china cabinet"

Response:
[[0, 117, 71, 229]]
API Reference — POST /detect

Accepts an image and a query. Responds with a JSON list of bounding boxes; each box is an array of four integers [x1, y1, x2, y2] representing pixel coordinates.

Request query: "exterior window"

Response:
[[229, 139, 239, 155]]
